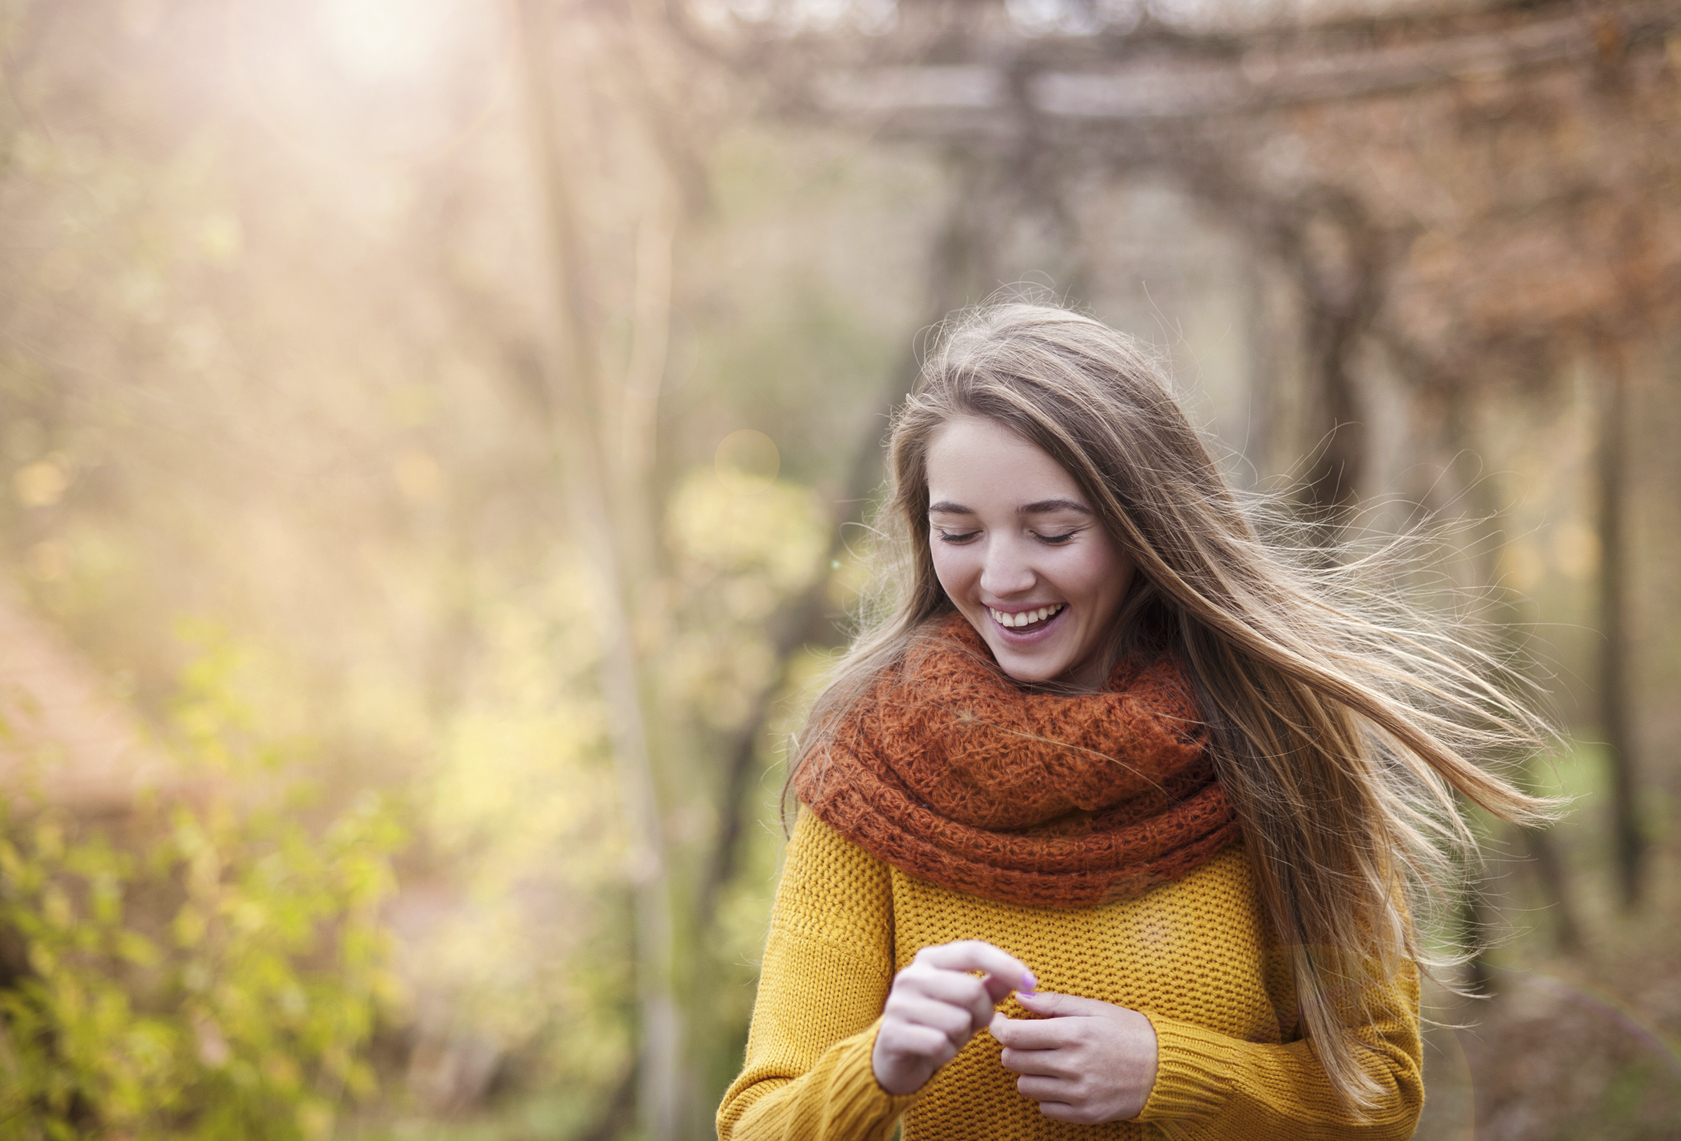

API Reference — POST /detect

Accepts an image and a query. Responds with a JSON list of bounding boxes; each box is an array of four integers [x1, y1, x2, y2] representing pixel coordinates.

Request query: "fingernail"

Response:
[[1020, 972, 1037, 993]]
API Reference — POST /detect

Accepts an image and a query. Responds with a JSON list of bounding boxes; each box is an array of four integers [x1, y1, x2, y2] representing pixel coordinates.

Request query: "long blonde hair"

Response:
[[791, 301, 1555, 1111]]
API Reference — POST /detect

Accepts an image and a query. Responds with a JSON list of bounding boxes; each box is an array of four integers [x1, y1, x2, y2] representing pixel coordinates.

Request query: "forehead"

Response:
[[925, 417, 1085, 504]]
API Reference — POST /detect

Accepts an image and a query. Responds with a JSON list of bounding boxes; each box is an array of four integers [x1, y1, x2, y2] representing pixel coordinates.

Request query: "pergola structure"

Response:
[[680, 0, 1679, 504]]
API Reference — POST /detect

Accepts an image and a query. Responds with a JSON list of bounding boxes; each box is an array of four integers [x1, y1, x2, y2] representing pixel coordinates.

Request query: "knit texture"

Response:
[[794, 614, 1240, 908], [718, 813, 1423, 1141]]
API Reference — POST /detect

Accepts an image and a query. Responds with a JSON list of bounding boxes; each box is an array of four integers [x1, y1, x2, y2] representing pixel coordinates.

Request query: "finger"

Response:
[[1013, 1074, 1072, 1102], [988, 1012, 1079, 1050], [880, 1022, 960, 1067], [998, 1046, 1079, 1079], [1012, 990, 1113, 1018], [894, 961, 995, 1035], [914, 941, 1036, 992], [896, 967, 997, 1028], [981, 971, 1021, 1005], [1035, 1100, 1094, 1124], [887, 996, 978, 1045]]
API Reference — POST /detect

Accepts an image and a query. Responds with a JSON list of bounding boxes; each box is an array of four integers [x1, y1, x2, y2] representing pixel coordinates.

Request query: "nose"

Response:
[[978, 535, 1036, 598]]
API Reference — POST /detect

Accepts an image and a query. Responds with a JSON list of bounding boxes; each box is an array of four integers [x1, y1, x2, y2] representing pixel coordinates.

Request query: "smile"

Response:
[[988, 604, 1065, 630]]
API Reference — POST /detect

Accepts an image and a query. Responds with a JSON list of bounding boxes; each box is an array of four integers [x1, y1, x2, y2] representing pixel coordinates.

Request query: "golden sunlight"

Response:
[[316, 0, 460, 82]]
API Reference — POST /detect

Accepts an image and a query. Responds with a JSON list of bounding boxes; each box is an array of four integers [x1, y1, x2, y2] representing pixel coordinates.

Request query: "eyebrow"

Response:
[[927, 498, 1093, 516]]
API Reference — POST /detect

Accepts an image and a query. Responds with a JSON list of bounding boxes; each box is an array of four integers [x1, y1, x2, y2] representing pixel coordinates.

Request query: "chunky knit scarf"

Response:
[[795, 613, 1240, 908]]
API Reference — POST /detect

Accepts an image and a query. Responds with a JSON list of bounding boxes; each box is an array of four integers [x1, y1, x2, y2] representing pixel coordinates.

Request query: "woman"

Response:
[[717, 303, 1552, 1139]]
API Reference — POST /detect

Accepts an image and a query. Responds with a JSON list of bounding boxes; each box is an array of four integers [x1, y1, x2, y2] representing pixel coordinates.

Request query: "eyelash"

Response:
[[933, 529, 1078, 546]]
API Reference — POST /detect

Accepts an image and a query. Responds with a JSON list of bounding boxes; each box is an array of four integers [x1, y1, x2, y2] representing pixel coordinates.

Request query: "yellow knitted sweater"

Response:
[[718, 813, 1423, 1141]]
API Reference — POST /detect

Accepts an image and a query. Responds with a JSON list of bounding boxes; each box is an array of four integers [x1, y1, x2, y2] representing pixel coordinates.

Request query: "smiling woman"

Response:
[[924, 416, 1134, 688], [717, 301, 1559, 1141]]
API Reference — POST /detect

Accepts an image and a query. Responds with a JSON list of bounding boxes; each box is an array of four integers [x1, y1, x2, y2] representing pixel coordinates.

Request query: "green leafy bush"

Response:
[[0, 642, 404, 1140]]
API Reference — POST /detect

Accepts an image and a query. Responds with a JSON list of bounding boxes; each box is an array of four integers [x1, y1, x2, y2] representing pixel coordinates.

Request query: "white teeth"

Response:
[[990, 604, 1063, 628]]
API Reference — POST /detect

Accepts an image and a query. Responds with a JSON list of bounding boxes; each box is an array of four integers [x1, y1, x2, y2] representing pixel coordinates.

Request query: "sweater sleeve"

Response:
[[716, 811, 919, 1141], [1137, 958, 1423, 1140]]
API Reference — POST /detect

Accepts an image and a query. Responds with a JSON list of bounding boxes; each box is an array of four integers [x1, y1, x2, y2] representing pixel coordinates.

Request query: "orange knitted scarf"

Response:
[[795, 613, 1240, 908]]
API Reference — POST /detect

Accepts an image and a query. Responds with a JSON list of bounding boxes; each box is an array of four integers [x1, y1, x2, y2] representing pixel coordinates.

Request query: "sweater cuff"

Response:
[[733, 1016, 920, 1141], [1135, 1012, 1230, 1123]]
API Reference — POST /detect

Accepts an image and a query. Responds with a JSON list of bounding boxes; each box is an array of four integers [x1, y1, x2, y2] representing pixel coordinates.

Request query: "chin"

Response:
[[991, 650, 1070, 686]]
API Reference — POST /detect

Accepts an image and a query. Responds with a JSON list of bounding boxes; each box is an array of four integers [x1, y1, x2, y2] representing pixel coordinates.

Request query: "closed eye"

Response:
[[1036, 531, 1077, 545], [934, 529, 979, 544]]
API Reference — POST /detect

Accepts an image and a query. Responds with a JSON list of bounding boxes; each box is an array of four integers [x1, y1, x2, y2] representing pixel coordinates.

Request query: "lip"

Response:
[[987, 603, 1068, 643]]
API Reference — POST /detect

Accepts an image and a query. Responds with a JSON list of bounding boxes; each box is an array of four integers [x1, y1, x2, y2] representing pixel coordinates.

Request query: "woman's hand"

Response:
[[871, 940, 1036, 1096], [990, 991, 1158, 1123]]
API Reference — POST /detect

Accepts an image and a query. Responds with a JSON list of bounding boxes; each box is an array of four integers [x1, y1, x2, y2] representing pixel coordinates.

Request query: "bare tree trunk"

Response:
[[511, 2, 683, 1135], [1517, 825, 1582, 952], [1445, 390, 1583, 957], [1457, 888, 1494, 998], [1595, 335, 1643, 909], [1286, 199, 1383, 522], [1176, 167, 1382, 526]]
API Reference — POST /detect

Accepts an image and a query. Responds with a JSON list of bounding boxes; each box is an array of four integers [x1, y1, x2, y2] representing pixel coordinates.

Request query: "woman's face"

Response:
[[925, 416, 1135, 688]]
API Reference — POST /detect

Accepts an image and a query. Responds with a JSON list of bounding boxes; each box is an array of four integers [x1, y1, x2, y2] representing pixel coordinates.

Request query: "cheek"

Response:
[[928, 542, 975, 599], [1095, 553, 1133, 599], [1071, 541, 1132, 616], [1095, 555, 1136, 619]]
